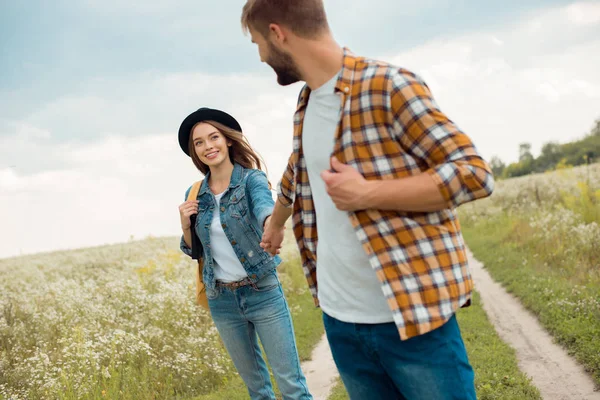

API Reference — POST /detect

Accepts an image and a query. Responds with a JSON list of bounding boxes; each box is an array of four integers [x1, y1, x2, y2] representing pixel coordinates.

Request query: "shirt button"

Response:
[[240, 257, 246, 263], [222, 223, 226, 229], [231, 240, 237, 245], [344, 86, 349, 93], [251, 274, 257, 279], [220, 207, 225, 212]]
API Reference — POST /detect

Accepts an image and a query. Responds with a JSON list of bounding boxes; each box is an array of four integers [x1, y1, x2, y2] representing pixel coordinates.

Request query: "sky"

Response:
[[1, 0, 599, 258]]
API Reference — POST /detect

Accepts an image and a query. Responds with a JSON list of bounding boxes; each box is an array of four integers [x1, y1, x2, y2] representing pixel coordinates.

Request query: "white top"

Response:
[[302, 71, 394, 323], [211, 192, 248, 283]]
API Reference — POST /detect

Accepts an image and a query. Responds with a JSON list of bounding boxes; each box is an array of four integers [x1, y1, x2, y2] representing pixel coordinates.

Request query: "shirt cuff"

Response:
[[256, 208, 273, 229], [276, 181, 294, 208], [427, 166, 455, 209], [180, 235, 193, 257]]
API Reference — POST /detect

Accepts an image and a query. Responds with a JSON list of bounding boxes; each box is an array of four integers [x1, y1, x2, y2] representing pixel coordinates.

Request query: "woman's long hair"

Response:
[[188, 120, 268, 178]]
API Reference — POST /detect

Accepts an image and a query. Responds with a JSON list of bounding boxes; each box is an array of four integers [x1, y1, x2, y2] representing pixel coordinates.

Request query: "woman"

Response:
[[178, 107, 312, 400]]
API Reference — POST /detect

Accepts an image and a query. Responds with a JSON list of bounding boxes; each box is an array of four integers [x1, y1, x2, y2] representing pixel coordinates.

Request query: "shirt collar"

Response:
[[296, 47, 356, 109], [199, 162, 244, 195]]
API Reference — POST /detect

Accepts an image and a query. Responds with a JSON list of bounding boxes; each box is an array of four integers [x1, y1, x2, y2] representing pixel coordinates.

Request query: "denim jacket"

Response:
[[180, 163, 282, 291]]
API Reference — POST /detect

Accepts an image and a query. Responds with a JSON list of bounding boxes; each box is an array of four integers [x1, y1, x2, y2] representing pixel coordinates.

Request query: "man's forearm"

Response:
[[365, 172, 448, 212], [271, 198, 293, 228]]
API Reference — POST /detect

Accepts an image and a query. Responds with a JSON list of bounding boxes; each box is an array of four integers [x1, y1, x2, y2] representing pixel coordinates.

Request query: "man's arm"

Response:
[[322, 158, 448, 212], [269, 198, 293, 228], [388, 70, 495, 209], [261, 154, 295, 255], [322, 71, 494, 213]]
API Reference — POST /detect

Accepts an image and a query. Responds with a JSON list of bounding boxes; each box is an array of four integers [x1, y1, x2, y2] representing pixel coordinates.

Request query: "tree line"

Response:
[[490, 118, 600, 179]]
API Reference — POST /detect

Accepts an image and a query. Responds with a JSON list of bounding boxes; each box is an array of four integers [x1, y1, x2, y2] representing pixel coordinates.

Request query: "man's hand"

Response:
[[320, 157, 374, 211], [261, 215, 285, 256]]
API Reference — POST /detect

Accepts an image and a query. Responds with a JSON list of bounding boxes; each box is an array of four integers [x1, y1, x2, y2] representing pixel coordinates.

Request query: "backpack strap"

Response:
[[187, 180, 203, 260], [187, 180, 202, 202]]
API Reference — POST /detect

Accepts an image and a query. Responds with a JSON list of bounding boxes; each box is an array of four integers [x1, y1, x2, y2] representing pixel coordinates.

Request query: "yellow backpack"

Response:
[[187, 180, 209, 310]]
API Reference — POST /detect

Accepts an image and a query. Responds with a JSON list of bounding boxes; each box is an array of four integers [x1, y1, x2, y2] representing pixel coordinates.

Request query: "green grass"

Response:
[[327, 379, 347, 400], [459, 292, 541, 399], [325, 292, 541, 400], [463, 216, 600, 388], [0, 237, 324, 400]]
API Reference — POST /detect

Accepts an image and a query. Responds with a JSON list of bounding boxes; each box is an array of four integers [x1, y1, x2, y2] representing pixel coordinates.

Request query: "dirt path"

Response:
[[468, 250, 600, 400], [301, 334, 339, 400]]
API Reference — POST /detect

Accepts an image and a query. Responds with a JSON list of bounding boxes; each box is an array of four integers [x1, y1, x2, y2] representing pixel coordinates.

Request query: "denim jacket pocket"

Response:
[[228, 187, 247, 218], [229, 187, 263, 240]]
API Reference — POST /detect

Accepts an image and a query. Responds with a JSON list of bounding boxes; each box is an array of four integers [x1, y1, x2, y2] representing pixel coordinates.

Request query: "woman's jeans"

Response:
[[208, 271, 312, 400]]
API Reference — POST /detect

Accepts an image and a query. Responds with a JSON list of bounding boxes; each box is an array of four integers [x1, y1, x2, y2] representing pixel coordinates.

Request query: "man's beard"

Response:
[[266, 43, 302, 86]]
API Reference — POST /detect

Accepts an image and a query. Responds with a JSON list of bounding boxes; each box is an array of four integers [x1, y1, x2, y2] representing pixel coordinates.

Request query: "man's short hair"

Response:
[[241, 0, 330, 39]]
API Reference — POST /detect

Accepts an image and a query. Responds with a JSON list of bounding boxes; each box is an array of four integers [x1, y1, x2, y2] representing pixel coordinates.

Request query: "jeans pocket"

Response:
[[252, 271, 280, 292], [206, 286, 221, 300]]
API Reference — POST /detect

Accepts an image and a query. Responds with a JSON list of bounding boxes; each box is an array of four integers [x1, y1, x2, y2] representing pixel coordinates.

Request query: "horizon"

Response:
[[1, 0, 599, 258]]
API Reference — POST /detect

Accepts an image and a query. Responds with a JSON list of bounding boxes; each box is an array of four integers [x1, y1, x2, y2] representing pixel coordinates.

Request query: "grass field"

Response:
[[459, 163, 600, 387], [0, 232, 322, 400], [6, 162, 595, 400]]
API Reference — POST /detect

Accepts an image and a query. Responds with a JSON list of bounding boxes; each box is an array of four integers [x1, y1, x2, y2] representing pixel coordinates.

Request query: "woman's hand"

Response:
[[261, 216, 285, 256], [179, 200, 199, 230]]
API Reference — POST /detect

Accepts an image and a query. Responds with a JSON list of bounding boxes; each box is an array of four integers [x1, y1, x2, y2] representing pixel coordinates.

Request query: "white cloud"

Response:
[[0, 73, 300, 258], [566, 1, 600, 25], [387, 1, 600, 163], [0, 132, 201, 258], [1, 1, 599, 258]]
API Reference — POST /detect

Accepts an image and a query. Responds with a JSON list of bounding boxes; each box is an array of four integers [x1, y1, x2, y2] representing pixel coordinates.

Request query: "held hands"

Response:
[[261, 215, 285, 256], [321, 157, 373, 212], [179, 200, 199, 230]]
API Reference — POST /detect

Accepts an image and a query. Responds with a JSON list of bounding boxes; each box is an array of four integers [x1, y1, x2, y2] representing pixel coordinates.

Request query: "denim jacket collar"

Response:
[[199, 162, 244, 195]]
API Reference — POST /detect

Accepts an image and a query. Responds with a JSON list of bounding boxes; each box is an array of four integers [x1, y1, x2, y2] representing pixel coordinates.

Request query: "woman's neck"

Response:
[[208, 160, 234, 194]]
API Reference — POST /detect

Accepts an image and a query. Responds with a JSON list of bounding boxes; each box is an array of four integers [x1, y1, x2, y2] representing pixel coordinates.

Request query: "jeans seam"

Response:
[[372, 324, 405, 399], [444, 320, 471, 400], [238, 288, 270, 396], [277, 285, 311, 399], [244, 320, 270, 398], [327, 318, 400, 400]]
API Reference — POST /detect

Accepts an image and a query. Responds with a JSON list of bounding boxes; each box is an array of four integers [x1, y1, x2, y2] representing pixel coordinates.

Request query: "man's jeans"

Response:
[[323, 312, 476, 400], [208, 271, 312, 400]]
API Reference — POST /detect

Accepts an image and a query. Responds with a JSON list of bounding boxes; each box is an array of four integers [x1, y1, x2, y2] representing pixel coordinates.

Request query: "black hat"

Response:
[[178, 107, 242, 156]]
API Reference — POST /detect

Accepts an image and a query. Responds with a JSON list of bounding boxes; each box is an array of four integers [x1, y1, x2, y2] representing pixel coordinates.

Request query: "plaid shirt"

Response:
[[278, 49, 494, 340]]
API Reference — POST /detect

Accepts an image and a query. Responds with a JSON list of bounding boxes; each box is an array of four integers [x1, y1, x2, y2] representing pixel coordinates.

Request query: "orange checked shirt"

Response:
[[277, 49, 495, 340]]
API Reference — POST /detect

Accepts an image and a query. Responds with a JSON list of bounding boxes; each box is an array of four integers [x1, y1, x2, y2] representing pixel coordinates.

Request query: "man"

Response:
[[241, 1, 494, 399]]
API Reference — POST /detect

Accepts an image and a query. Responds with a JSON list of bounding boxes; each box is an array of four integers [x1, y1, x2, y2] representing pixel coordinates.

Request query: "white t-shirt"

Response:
[[302, 72, 394, 323], [211, 192, 248, 282]]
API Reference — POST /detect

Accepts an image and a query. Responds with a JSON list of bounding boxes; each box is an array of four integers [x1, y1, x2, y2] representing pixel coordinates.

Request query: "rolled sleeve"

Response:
[[390, 70, 495, 208], [179, 185, 195, 258], [180, 235, 193, 257], [277, 153, 296, 208]]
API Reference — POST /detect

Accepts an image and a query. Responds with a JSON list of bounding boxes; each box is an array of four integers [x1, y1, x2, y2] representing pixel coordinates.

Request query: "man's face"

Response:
[[250, 27, 301, 86]]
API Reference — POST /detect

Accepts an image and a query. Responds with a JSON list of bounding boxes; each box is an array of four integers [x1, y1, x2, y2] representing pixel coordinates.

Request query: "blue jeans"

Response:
[[323, 313, 476, 400], [208, 271, 312, 400]]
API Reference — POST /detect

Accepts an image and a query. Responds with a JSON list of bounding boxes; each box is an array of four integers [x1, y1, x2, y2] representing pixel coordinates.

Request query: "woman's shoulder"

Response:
[[183, 179, 205, 200], [238, 165, 265, 179], [239, 167, 271, 194]]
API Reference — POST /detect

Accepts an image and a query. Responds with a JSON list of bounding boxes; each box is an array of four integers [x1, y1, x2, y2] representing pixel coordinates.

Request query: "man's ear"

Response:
[[268, 23, 286, 45]]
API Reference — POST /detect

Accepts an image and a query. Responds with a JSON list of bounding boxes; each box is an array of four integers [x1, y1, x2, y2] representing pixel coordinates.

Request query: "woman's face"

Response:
[[191, 123, 231, 168]]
